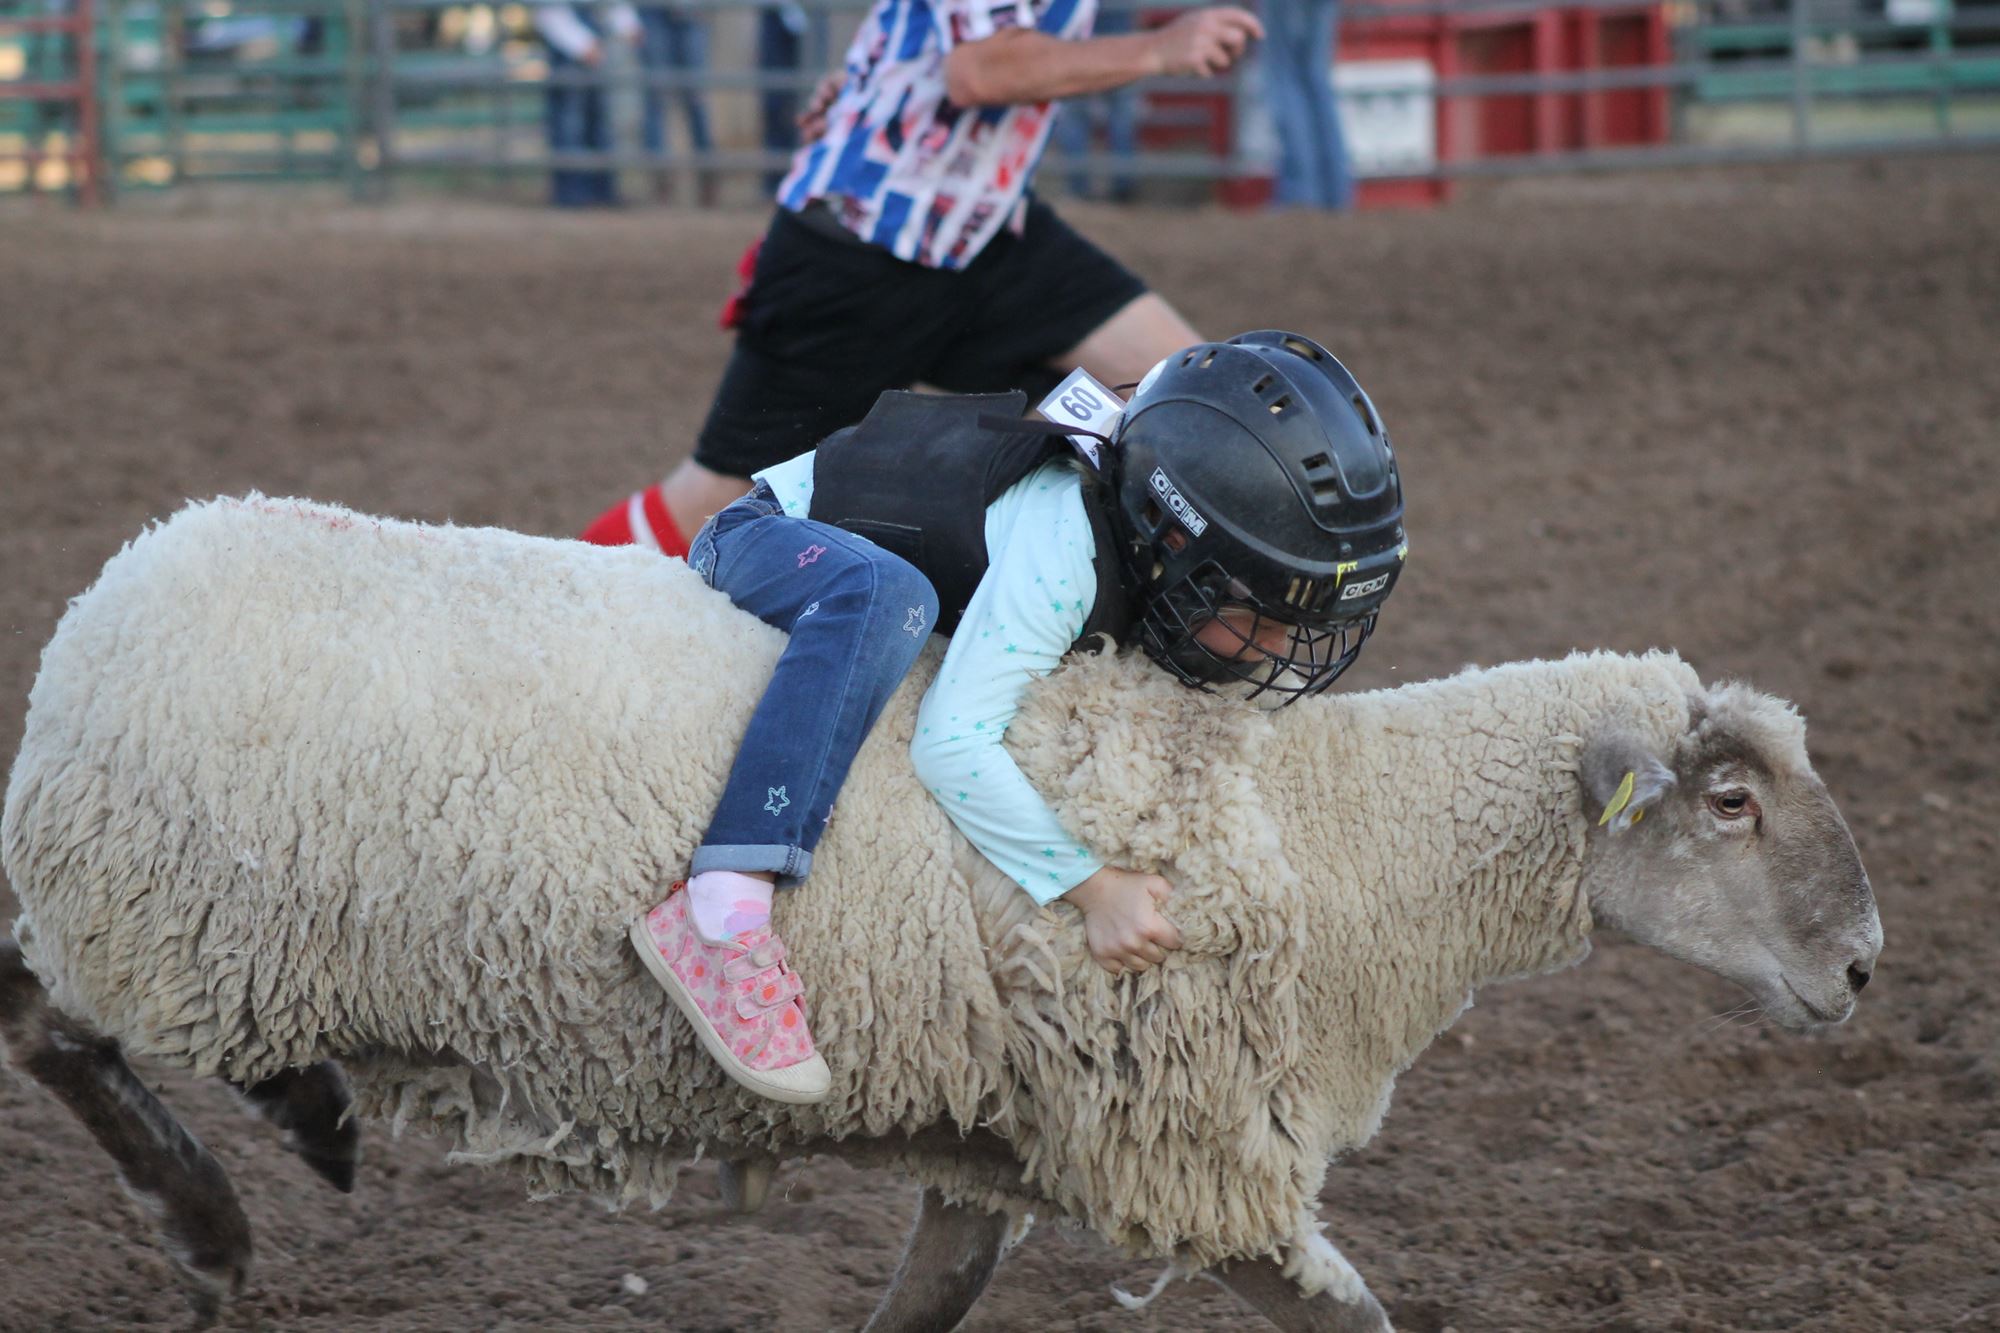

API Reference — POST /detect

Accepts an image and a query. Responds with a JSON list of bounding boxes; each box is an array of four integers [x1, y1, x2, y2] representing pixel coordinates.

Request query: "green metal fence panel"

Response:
[[95, 0, 361, 191], [10, 0, 2000, 204]]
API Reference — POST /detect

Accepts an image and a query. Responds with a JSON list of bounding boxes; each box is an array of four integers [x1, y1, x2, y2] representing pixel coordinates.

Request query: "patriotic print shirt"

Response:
[[776, 0, 1098, 269]]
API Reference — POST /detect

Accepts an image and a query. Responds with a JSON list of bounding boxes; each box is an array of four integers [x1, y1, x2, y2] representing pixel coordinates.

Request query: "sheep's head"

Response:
[[1577, 684, 1882, 1032]]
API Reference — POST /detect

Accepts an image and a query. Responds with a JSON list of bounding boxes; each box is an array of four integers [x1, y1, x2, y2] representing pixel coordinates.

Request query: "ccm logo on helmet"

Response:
[[1339, 572, 1392, 601], [1148, 468, 1209, 537]]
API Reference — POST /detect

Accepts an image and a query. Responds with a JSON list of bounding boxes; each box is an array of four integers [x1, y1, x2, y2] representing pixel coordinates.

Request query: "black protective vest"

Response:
[[807, 390, 1134, 645]]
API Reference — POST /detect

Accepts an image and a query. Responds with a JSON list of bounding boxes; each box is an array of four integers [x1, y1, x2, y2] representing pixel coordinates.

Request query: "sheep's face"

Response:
[[1580, 687, 1883, 1032]]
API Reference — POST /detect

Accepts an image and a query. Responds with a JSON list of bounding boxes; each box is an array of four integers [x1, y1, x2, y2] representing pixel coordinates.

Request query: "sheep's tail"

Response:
[[0, 936, 252, 1326]]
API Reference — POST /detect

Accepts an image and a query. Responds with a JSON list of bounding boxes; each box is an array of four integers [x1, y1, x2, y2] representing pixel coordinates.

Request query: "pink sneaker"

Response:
[[629, 884, 831, 1104]]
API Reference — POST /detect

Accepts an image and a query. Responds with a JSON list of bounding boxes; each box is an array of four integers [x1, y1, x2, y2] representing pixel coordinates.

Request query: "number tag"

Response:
[[1037, 368, 1124, 469]]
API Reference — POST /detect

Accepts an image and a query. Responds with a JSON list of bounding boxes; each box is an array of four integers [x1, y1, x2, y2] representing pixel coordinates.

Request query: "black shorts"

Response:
[[692, 197, 1148, 478]]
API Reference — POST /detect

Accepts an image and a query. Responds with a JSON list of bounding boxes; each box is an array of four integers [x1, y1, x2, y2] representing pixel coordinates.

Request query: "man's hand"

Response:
[[1063, 866, 1184, 976], [796, 72, 845, 146], [1146, 7, 1263, 79]]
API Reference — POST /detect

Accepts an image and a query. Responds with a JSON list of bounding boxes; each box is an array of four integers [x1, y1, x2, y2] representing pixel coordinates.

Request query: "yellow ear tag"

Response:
[[1598, 770, 1637, 827]]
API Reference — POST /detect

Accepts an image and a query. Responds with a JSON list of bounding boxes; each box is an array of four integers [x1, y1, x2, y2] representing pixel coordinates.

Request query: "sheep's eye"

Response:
[[1708, 790, 1757, 820]]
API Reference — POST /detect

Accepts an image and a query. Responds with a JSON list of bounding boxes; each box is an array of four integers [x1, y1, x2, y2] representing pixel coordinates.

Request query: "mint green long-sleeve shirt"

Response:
[[756, 451, 1102, 903]]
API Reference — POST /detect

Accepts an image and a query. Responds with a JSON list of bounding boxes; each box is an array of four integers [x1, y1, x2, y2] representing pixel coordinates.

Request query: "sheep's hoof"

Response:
[[717, 1156, 774, 1214], [301, 1143, 358, 1194]]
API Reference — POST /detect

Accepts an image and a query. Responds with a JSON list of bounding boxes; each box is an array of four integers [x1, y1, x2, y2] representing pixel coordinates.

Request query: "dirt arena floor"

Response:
[[2, 155, 1997, 1332]]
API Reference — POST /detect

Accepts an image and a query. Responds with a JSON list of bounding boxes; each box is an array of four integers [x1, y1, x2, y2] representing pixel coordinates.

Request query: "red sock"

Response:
[[579, 484, 687, 558]]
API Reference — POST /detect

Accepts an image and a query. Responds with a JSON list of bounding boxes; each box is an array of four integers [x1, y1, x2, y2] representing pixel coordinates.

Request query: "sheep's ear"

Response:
[[1580, 730, 1676, 832]]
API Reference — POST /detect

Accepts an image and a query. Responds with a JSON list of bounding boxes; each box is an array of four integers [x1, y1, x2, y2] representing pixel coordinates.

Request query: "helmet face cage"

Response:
[[1134, 568, 1377, 705]]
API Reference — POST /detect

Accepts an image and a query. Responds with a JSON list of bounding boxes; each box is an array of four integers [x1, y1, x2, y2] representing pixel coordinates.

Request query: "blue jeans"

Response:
[[757, 5, 804, 192], [544, 36, 617, 208], [687, 485, 938, 884], [639, 8, 713, 158], [1262, 0, 1354, 210]]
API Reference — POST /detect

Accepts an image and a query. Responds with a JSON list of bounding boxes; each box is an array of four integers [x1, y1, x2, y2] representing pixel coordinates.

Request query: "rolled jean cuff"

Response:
[[690, 842, 813, 887]]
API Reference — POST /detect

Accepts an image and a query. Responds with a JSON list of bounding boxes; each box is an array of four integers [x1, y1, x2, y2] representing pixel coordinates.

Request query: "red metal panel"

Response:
[[1594, 11, 1669, 145], [1446, 2, 1670, 159], [1346, 12, 1454, 208], [1195, 1, 1672, 211]]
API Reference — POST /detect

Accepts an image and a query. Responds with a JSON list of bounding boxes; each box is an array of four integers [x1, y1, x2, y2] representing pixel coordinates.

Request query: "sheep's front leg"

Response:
[[0, 939, 252, 1326], [860, 1186, 1011, 1333], [1208, 1251, 1392, 1333]]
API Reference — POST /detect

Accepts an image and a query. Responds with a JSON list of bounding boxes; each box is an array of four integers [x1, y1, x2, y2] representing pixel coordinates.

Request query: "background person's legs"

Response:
[[1305, 0, 1354, 210], [667, 15, 714, 160], [545, 46, 616, 208], [1262, 0, 1324, 208], [1261, 0, 1351, 209]]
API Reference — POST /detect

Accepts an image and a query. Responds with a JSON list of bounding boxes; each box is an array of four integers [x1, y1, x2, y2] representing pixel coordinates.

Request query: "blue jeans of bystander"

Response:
[[544, 37, 617, 207], [1052, 5, 1139, 200], [686, 484, 938, 885], [1261, 0, 1354, 210], [639, 7, 713, 158]]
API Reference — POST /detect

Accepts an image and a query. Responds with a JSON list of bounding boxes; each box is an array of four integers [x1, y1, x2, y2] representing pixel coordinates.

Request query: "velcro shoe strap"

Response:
[[723, 939, 786, 984], [735, 970, 805, 1019]]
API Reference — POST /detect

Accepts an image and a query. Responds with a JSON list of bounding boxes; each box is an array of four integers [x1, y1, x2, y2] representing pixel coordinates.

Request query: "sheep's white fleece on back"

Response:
[[3, 498, 1700, 1278]]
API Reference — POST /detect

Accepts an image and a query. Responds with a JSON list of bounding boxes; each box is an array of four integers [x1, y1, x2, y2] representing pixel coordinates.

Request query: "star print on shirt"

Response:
[[797, 544, 827, 568], [765, 786, 790, 816], [905, 605, 928, 638]]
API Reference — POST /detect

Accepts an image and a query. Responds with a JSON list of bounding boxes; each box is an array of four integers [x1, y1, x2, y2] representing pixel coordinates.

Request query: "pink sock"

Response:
[[685, 871, 773, 944]]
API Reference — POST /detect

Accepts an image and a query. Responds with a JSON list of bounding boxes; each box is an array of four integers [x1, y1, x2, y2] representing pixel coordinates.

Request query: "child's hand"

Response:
[[1063, 866, 1184, 976]]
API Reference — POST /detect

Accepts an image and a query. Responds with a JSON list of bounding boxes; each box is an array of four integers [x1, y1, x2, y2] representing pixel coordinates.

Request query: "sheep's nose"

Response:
[[1847, 963, 1872, 993]]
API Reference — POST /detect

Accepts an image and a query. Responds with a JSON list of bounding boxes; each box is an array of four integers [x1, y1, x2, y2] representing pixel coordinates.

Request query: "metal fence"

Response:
[[3, 0, 1997, 204]]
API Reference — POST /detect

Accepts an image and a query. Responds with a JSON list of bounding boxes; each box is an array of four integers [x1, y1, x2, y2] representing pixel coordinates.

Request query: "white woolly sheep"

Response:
[[0, 497, 1883, 1332]]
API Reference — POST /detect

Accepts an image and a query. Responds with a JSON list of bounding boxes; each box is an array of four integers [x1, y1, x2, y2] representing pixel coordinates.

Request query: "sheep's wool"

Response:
[[3, 499, 1698, 1278]]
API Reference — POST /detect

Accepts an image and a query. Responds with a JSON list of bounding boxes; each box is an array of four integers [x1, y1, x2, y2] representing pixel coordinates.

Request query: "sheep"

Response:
[[0, 496, 1883, 1332]]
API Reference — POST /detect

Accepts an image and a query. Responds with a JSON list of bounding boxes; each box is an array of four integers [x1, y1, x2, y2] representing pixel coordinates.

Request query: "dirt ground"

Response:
[[1, 156, 1997, 1332]]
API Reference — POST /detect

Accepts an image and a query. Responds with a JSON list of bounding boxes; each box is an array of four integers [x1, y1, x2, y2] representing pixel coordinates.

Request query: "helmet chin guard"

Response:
[[1108, 331, 1408, 706], [1138, 572, 1378, 704]]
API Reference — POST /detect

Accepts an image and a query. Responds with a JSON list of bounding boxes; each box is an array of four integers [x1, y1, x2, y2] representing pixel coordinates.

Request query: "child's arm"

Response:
[[910, 467, 1101, 902], [910, 465, 1183, 974]]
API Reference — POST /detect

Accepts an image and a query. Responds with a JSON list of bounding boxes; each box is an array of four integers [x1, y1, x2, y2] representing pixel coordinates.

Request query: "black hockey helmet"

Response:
[[1107, 330, 1407, 704]]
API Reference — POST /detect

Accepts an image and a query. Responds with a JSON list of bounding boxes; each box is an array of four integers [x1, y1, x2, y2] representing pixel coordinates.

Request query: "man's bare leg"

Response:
[[658, 457, 756, 551], [581, 457, 751, 557], [1058, 292, 1204, 390]]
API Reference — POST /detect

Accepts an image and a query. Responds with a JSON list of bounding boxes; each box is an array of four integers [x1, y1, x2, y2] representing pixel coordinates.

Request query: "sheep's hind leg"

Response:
[[235, 1061, 360, 1193], [860, 1186, 1011, 1333], [1208, 1252, 1392, 1333], [0, 939, 252, 1326]]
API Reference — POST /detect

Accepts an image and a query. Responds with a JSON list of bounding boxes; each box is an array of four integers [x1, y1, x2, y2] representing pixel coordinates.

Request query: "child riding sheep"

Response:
[[628, 330, 1408, 1104]]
